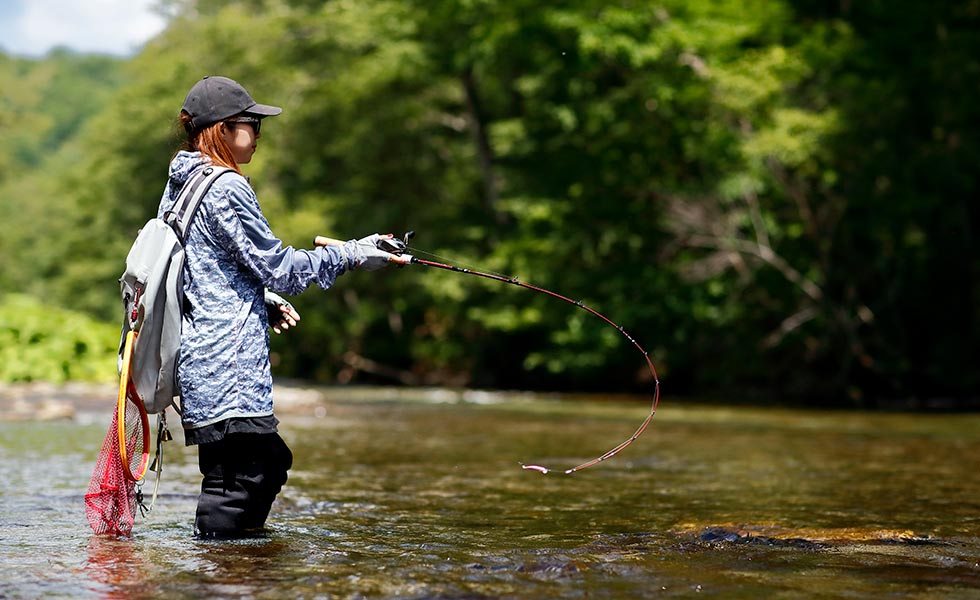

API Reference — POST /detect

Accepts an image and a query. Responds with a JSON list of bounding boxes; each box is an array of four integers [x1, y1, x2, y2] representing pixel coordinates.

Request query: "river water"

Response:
[[1, 392, 978, 598]]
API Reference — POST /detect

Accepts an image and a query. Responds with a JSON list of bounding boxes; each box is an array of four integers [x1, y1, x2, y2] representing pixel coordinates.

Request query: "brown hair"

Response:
[[178, 111, 242, 174]]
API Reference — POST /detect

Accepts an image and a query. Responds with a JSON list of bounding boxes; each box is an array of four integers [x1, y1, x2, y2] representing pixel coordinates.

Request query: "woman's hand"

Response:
[[265, 290, 300, 334], [271, 302, 300, 334]]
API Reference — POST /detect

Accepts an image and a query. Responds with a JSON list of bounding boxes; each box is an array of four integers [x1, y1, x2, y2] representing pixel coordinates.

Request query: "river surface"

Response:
[[1, 391, 978, 598]]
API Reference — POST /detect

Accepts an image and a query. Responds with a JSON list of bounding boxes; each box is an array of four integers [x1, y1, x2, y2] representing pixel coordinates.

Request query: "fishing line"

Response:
[[405, 246, 515, 281], [315, 232, 661, 475]]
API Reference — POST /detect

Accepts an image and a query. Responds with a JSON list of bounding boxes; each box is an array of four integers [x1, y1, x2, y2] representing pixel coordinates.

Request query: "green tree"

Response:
[[1, 0, 975, 406]]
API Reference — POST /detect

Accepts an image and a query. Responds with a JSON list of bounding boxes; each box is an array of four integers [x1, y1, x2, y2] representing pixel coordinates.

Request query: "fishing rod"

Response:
[[314, 232, 660, 475]]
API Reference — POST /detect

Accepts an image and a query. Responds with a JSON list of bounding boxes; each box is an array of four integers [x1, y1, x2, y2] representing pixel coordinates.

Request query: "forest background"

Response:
[[0, 0, 977, 408]]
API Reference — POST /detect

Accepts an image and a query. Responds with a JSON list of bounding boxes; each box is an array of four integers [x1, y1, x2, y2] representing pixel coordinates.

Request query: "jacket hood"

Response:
[[168, 151, 211, 187]]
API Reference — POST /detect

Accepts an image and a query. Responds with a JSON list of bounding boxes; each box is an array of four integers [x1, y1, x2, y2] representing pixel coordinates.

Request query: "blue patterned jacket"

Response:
[[157, 151, 349, 432]]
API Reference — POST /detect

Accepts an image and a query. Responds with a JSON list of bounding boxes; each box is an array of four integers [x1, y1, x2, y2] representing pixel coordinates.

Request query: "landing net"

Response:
[[85, 408, 137, 536]]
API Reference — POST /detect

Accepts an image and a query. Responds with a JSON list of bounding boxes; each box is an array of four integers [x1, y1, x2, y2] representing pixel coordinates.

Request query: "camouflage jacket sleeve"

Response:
[[205, 174, 349, 295]]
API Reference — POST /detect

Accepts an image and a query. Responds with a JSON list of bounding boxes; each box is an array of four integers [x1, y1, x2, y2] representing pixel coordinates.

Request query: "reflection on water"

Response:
[[1, 396, 979, 598]]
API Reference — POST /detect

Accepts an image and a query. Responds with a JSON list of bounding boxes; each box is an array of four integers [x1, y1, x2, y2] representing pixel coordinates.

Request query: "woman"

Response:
[[160, 75, 396, 537]]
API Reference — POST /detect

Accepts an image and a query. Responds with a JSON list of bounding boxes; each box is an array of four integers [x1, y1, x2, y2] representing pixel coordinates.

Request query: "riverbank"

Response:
[[0, 380, 615, 422]]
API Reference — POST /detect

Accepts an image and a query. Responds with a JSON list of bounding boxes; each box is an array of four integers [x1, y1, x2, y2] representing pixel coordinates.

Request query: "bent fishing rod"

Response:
[[314, 232, 661, 475]]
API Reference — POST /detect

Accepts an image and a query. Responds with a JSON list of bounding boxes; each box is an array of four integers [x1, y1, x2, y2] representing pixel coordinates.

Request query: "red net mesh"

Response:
[[85, 408, 136, 536]]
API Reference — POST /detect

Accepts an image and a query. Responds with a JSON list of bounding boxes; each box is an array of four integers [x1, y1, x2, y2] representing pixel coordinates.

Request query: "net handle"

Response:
[[117, 331, 150, 482]]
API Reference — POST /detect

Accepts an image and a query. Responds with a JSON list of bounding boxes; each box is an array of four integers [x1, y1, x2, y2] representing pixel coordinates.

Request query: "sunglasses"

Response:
[[227, 116, 261, 135]]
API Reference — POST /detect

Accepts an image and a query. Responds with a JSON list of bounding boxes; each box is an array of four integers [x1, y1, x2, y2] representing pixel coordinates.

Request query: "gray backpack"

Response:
[[118, 166, 233, 414]]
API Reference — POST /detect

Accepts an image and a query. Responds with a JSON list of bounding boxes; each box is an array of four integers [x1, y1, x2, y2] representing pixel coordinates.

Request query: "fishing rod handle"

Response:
[[313, 235, 414, 265], [313, 235, 344, 247]]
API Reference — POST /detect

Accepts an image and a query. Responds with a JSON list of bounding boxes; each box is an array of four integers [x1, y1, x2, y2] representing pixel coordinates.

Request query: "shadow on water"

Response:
[[1, 395, 979, 598]]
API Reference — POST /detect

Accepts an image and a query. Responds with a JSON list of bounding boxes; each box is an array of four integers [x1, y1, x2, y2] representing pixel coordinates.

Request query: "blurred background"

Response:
[[1, 0, 977, 408]]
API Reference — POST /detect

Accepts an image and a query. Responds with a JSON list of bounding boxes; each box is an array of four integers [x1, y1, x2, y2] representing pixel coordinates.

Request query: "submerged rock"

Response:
[[676, 523, 938, 549]]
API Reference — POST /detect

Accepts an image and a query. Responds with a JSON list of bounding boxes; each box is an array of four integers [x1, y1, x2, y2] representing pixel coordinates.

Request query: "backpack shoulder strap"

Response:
[[166, 166, 235, 241]]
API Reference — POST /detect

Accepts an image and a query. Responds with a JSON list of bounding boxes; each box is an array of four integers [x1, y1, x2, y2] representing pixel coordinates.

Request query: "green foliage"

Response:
[[0, 0, 976, 405], [0, 294, 118, 382], [0, 51, 124, 182], [0, 51, 127, 312]]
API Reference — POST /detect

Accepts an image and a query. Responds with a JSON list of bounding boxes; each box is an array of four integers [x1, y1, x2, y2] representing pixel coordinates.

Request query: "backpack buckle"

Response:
[[130, 286, 143, 324]]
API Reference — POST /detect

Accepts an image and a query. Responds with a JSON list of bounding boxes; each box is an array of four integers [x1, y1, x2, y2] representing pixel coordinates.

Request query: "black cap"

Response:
[[181, 76, 282, 131]]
